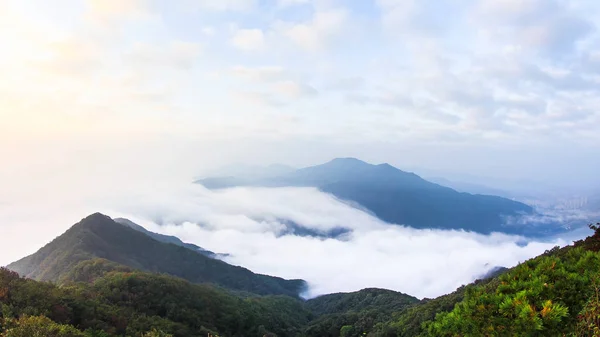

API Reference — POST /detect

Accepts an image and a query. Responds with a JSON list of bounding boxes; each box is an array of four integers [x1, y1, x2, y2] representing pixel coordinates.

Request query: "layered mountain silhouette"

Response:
[[7, 213, 306, 297], [197, 158, 535, 234]]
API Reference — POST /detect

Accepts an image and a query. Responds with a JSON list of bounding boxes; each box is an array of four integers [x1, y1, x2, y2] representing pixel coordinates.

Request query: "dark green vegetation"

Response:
[[3, 213, 600, 336], [0, 263, 420, 337], [0, 266, 312, 337], [197, 158, 535, 235], [303, 289, 419, 337], [7, 213, 305, 297], [113, 218, 220, 259]]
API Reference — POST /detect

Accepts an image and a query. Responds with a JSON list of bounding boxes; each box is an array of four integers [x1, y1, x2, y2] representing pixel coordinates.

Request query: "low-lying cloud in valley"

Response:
[[0, 180, 586, 299], [104, 185, 575, 299]]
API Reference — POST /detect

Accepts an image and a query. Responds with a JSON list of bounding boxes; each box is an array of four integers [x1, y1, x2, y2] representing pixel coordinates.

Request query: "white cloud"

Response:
[[231, 28, 266, 51], [192, 0, 257, 11], [273, 80, 318, 98], [202, 26, 216, 36], [231, 65, 286, 82], [85, 0, 152, 22], [472, 0, 593, 55], [1, 179, 574, 299], [277, 8, 348, 51], [101, 185, 572, 299], [233, 91, 285, 107], [277, 0, 310, 7]]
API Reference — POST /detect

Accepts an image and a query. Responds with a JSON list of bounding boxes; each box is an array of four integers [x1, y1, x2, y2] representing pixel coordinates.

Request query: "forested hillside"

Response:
[[0, 265, 311, 337], [3, 215, 599, 336], [369, 223, 600, 337], [7, 213, 305, 297], [303, 289, 419, 337]]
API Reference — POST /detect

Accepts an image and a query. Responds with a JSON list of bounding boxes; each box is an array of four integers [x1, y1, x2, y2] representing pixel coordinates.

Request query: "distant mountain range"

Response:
[[197, 158, 535, 235], [7, 213, 305, 297], [425, 176, 512, 198]]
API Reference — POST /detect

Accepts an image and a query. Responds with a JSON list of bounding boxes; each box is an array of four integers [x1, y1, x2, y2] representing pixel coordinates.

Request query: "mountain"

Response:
[[197, 158, 535, 234], [303, 288, 420, 336], [7, 213, 306, 297], [113, 217, 227, 259], [425, 176, 512, 197], [478, 266, 509, 280], [3, 215, 600, 336], [306, 288, 419, 316]]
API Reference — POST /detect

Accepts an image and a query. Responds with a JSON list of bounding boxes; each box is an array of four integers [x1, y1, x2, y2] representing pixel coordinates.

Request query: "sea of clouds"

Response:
[[0, 181, 590, 299], [106, 184, 580, 299]]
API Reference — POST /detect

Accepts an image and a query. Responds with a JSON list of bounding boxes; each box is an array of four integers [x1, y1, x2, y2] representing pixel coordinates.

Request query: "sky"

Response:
[[1, 0, 600, 298], [1, 0, 600, 188]]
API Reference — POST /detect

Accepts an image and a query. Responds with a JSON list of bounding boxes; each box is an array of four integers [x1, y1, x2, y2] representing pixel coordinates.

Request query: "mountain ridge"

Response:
[[196, 158, 536, 235], [113, 217, 229, 259], [7, 213, 306, 297]]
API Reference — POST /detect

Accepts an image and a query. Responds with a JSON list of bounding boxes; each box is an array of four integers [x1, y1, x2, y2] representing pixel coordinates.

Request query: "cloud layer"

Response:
[[104, 185, 571, 299]]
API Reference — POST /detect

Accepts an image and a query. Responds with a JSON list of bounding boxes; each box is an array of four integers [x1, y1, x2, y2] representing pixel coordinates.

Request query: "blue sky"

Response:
[[1, 0, 600, 189]]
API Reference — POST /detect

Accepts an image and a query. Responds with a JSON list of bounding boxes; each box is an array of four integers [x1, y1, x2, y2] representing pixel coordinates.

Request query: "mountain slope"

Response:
[[306, 288, 419, 316], [113, 217, 223, 258], [370, 224, 600, 337], [7, 213, 306, 297], [0, 266, 312, 337], [197, 158, 535, 234], [303, 288, 420, 337]]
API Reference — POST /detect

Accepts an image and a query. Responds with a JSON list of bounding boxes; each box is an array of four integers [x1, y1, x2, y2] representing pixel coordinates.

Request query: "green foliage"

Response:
[[0, 267, 311, 337], [303, 289, 419, 337], [1, 315, 85, 337], [141, 328, 173, 337], [423, 246, 600, 336], [575, 277, 600, 337], [61, 259, 132, 284], [307, 289, 419, 316], [340, 325, 355, 337], [367, 279, 499, 337]]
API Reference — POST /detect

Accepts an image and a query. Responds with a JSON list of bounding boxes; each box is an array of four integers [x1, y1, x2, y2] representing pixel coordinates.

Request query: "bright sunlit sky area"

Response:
[[1, 0, 600, 298]]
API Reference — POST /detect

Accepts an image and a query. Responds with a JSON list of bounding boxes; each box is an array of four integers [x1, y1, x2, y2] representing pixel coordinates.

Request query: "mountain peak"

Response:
[[82, 212, 111, 222], [196, 158, 534, 234], [8, 214, 306, 297], [328, 157, 369, 165], [376, 163, 394, 169], [74, 212, 114, 230]]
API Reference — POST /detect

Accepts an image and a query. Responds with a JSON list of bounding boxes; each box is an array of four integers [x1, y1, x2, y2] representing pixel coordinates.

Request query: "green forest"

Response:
[[2, 214, 600, 336]]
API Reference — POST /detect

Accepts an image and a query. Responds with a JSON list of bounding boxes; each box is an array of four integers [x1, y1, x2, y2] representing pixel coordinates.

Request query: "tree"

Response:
[[2, 315, 84, 337], [141, 328, 173, 337], [340, 325, 355, 337]]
